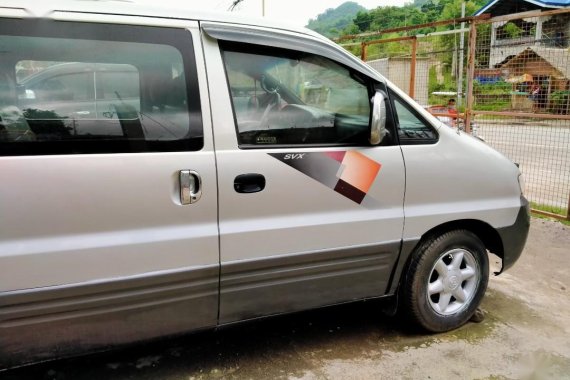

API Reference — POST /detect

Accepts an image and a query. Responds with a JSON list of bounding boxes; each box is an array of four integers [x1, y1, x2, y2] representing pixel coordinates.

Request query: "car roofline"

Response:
[[0, 0, 324, 40]]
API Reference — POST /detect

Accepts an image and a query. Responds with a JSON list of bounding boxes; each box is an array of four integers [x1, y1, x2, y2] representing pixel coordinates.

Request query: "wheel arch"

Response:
[[420, 219, 504, 260], [387, 219, 503, 297]]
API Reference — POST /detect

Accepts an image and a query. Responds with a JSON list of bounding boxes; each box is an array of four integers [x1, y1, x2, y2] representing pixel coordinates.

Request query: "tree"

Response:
[[353, 11, 373, 32]]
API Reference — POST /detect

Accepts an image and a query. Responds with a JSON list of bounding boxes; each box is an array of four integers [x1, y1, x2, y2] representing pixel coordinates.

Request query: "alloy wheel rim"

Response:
[[426, 248, 480, 316]]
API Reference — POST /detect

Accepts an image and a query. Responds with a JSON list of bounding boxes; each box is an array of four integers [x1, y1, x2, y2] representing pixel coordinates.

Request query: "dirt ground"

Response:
[[2, 217, 569, 380]]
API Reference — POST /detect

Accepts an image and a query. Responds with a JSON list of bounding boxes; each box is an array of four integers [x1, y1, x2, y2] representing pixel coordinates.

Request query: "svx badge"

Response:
[[284, 153, 306, 159]]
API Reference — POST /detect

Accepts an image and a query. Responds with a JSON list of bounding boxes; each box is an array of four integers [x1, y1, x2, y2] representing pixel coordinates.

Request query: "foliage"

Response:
[[472, 99, 511, 111], [336, 0, 487, 37], [428, 65, 456, 93], [472, 81, 512, 111], [348, 4, 440, 35], [503, 22, 523, 38], [473, 81, 511, 94], [440, 0, 480, 21], [433, 0, 484, 65], [365, 32, 414, 59], [308, 0, 489, 40], [549, 90, 570, 113], [530, 202, 570, 225], [306, 2, 365, 38]]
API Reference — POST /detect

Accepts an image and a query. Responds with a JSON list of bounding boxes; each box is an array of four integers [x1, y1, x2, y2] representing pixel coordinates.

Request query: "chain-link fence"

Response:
[[338, 10, 570, 220], [472, 9, 570, 219]]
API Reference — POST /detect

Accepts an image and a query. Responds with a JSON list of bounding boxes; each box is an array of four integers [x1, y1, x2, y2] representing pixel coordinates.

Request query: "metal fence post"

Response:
[[409, 37, 417, 100]]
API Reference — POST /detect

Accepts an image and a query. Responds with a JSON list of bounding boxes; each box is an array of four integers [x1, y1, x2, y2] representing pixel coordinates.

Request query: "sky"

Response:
[[133, 0, 408, 27]]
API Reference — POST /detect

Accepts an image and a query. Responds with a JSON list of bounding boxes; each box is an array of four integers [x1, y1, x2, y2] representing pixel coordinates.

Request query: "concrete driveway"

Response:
[[3, 218, 569, 380]]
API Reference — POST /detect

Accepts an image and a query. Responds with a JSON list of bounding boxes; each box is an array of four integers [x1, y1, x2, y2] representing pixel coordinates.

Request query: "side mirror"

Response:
[[370, 91, 387, 145]]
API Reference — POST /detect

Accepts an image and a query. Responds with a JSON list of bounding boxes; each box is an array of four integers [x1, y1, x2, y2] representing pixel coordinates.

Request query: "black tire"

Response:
[[400, 229, 489, 333]]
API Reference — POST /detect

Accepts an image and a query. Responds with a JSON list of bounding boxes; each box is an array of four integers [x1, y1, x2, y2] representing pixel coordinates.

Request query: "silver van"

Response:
[[0, 0, 529, 370]]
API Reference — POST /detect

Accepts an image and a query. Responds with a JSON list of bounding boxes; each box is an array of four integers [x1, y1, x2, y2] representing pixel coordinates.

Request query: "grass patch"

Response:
[[472, 101, 511, 112], [530, 202, 570, 226]]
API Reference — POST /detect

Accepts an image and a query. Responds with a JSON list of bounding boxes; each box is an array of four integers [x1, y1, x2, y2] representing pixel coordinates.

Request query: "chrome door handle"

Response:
[[180, 170, 202, 205]]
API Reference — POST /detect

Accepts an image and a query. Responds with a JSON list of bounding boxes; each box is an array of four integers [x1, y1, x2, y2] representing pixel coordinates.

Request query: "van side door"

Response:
[[0, 17, 218, 368], [202, 25, 406, 323]]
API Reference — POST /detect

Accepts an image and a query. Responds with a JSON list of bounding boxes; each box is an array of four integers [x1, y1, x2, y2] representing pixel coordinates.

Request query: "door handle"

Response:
[[180, 170, 202, 205], [234, 173, 266, 193]]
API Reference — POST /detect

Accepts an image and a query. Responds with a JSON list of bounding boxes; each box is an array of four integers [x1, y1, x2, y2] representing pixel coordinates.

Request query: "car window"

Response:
[[0, 19, 202, 155], [222, 44, 376, 147], [392, 93, 438, 144]]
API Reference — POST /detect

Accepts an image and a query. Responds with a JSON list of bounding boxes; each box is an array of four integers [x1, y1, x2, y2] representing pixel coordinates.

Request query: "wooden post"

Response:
[[465, 20, 477, 134], [547, 75, 552, 111], [361, 42, 367, 61], [409, 37, 417, 100], [567, 191, 570, 221], [535, 16, 543, 45], [566, 80, 570, 114]]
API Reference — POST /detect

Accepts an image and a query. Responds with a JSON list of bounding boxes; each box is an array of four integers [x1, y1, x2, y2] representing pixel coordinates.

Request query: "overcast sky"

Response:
[[134, 0, 408, 26]]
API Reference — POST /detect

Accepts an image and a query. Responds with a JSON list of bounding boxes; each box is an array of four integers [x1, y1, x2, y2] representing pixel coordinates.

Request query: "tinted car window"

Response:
[[221, 43, 375, 147], [0, 20, 202, 155]]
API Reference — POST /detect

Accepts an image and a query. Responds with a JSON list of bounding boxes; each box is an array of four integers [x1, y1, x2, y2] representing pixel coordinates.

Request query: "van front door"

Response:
[[204, 34, 405, 323]]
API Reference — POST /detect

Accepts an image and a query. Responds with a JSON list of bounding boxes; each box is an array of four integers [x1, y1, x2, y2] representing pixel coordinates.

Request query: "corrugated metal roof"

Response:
[[475, 0, 570, 16]]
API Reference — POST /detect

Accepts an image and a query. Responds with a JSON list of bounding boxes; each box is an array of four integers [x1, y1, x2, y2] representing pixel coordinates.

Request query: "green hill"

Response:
[[306, 1, 366, 38], [307, 0, 488, 39]]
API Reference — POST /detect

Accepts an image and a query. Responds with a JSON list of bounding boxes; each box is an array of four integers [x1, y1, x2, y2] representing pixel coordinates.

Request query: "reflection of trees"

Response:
[[23, 109, 71, 139]]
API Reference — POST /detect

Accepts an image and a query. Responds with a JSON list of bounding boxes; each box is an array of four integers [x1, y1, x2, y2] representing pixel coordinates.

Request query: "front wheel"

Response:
[[401, 230, 489, 332]]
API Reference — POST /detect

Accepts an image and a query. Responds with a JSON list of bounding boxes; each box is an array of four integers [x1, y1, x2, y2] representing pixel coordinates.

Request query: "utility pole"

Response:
[[458, 1, 466, 106], [262, 0, 265, 16]]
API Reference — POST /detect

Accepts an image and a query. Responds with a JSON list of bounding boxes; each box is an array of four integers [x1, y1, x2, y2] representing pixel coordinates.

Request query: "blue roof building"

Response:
[[475, 0, 570, 16], [474, 0, 570, 114], [475, 0, 570, 69]]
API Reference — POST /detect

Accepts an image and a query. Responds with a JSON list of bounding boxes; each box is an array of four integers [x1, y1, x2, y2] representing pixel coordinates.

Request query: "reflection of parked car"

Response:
[[18, 62, 140, 136]]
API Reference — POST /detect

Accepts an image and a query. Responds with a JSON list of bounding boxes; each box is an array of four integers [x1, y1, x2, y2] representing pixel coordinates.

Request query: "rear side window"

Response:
[[0, 19, 202, 155]]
